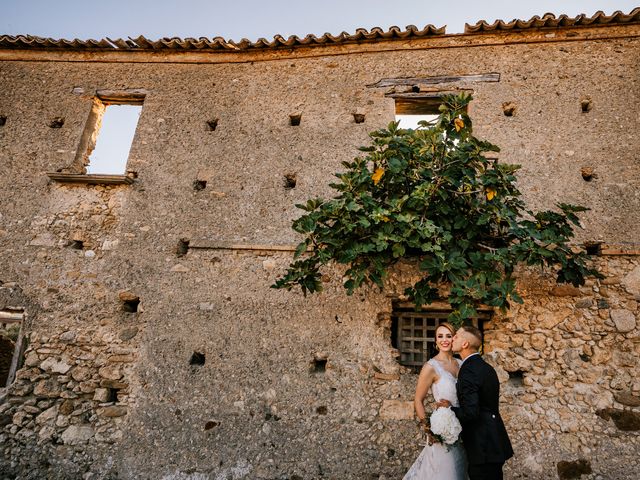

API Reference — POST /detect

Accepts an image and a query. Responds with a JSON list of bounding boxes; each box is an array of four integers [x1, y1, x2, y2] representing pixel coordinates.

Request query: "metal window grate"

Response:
[[391, 304, 490, 370]]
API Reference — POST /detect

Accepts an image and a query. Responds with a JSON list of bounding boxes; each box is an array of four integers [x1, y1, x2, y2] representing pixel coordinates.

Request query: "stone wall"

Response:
[[0, 23, 639, 479]]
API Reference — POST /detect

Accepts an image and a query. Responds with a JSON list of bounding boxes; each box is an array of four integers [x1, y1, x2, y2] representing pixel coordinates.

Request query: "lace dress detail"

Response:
[[403, 358, 468, 480]]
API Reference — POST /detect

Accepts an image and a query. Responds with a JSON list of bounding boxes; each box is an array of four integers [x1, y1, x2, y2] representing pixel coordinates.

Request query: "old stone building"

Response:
[[0, 8, 639, 479]]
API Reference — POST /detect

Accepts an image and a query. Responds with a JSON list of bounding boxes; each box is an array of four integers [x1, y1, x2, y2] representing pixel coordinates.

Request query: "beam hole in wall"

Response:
[[584, 242, 602, 256], [311, 357, 327, 373], [0, 308, 25, 387], [502, 102, 516, 117], [581, 167, 596, 182], [121, 297, 140, 313], [206, 118, 219, 131], [193, 180, 207, 191], [581, 99, 592, 113], [507, 370, 524, 387], [204, 420, 219, 430], [0, 115, 6, 127], [316, 405, 328, 415], [353, 113, 365, 124], [49, 117, 65, 128], [176, 238, 190, 257], [283, 173, 297, 189], [189, 351, 206, 366], [107, 387, 120, 403], [68, 240, 84, 250], [289, 114, 302, 126]]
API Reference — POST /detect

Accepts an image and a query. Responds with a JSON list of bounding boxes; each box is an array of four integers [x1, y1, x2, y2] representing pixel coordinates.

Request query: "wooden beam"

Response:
[[368, 73, 500, 88], [47, 173, 134, 185]]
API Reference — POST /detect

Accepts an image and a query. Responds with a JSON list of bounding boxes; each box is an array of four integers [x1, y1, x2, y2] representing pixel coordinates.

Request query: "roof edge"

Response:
[[464, 7, 640, 33]]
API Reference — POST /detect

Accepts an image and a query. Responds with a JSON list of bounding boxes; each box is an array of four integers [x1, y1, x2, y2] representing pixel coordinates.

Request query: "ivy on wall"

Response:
[[272, 94, 600, 325]]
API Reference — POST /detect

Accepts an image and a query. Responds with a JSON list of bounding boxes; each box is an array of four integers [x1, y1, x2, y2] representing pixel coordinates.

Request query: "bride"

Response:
[[403, 322, 468, 480]]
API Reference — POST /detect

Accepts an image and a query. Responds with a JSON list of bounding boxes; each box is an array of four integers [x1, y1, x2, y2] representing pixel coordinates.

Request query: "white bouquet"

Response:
[[429, 407, 462, 445]]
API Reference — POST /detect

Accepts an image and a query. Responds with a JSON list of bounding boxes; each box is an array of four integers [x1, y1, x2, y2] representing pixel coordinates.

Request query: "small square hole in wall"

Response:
[[507, 370, 524, 387], [311, 357, 327, 373], [353, 113, 365, 124], [107, 387, 120, 403], [584, 242, 602, 256], [190, 351, 206, 366], [289, 114, 302, 126], [283, 173, 297, 189], [121, 296, 140, 313], [581, 99, 592, 113], [206, 119, 219, 131], [49, 117, 65, 128], [0, 115, 7, 127], [176, 238, 190, 256], [193, 180, 207, 191]]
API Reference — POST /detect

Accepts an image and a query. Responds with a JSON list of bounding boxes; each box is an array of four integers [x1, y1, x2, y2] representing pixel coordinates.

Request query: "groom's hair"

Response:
[[460, 325, 483, 350]]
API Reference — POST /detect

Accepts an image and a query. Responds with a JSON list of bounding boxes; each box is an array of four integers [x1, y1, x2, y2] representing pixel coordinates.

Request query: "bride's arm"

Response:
[[414, 364, 437, 422]]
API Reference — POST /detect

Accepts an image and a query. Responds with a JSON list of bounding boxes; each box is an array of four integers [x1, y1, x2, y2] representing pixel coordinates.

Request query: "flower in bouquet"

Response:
[[429, 407, 462, 445]]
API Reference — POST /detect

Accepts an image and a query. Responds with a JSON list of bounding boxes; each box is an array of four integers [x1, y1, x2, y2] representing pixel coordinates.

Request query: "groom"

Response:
[[437, 325, 513, 480]]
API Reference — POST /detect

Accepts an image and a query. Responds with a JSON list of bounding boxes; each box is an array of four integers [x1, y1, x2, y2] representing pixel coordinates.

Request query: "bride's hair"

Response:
[[436, 322, 456, 336]]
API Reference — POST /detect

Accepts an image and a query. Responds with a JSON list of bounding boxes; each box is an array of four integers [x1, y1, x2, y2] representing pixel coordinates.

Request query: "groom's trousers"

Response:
[[468, 462, 504, 480]]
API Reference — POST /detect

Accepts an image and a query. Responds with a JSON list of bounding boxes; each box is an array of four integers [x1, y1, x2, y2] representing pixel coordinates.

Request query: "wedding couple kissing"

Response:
[[403, 323, 513, 480]]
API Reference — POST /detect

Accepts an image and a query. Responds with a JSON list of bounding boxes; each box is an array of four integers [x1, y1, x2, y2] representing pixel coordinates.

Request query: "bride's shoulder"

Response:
[[418, 360, 437, 376]]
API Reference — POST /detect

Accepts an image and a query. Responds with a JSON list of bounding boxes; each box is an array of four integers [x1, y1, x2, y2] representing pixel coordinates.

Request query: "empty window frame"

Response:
[[75, 91, 144, 175], [394, 97, 442, 129], [391, 302, 489, 371], [1, 308, 25, 387]]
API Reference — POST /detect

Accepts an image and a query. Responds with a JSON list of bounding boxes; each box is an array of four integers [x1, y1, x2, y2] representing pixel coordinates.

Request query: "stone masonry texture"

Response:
[[0, 19, 639, 480]]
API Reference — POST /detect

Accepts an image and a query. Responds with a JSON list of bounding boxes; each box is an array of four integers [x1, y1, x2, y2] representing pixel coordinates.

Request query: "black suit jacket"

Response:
[[451, 354, 514, 466]]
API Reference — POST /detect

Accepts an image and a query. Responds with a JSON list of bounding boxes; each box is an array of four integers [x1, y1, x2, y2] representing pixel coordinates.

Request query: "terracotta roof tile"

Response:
[[0, 24, 445, 52], [0, 8, 637, 53], [464, 7, 640, 33]]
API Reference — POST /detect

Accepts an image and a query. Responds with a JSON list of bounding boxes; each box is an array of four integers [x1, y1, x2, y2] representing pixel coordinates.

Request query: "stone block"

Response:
[[118, 290, 138, 302], [610, 309, 636, 333], [33, 379, 61, 398], [99, 406, 127, 417], [93, 388, 110, 402], [98, 365, 122, 380], [379, 400, 414, 420], [71, 366, 92, 382], [550, 285, 581, 296], [119, 327, 139, 341], [59, 400, 75, 415], [622, 266, 640, 295], [61, 425, 94, 445], [614, 391, 640, 407], [39, 357, 72, 374], [35, 405, 58, 425], [373, 372, 400, 381]]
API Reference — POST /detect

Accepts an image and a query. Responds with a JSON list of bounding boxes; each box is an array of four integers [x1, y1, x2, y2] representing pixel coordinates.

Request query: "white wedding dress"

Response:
[[403, 358, 468, 480]]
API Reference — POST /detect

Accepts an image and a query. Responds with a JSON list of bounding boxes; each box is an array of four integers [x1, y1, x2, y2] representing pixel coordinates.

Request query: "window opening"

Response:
[[391, 302, 489, 371], [85, 102, 142, 174], [394, 97, 441, 130], [1, 308, 25, 387]]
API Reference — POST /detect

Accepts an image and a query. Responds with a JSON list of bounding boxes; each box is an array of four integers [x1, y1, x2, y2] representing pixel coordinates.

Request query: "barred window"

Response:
[[391, 302, 489, 371]]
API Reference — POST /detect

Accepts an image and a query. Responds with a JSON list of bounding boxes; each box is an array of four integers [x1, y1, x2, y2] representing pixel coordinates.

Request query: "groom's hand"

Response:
[[435, 399, 451, 408]]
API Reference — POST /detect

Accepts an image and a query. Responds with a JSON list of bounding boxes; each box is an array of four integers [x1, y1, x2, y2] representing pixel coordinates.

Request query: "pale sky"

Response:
[[1, 1, 638, 40]]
